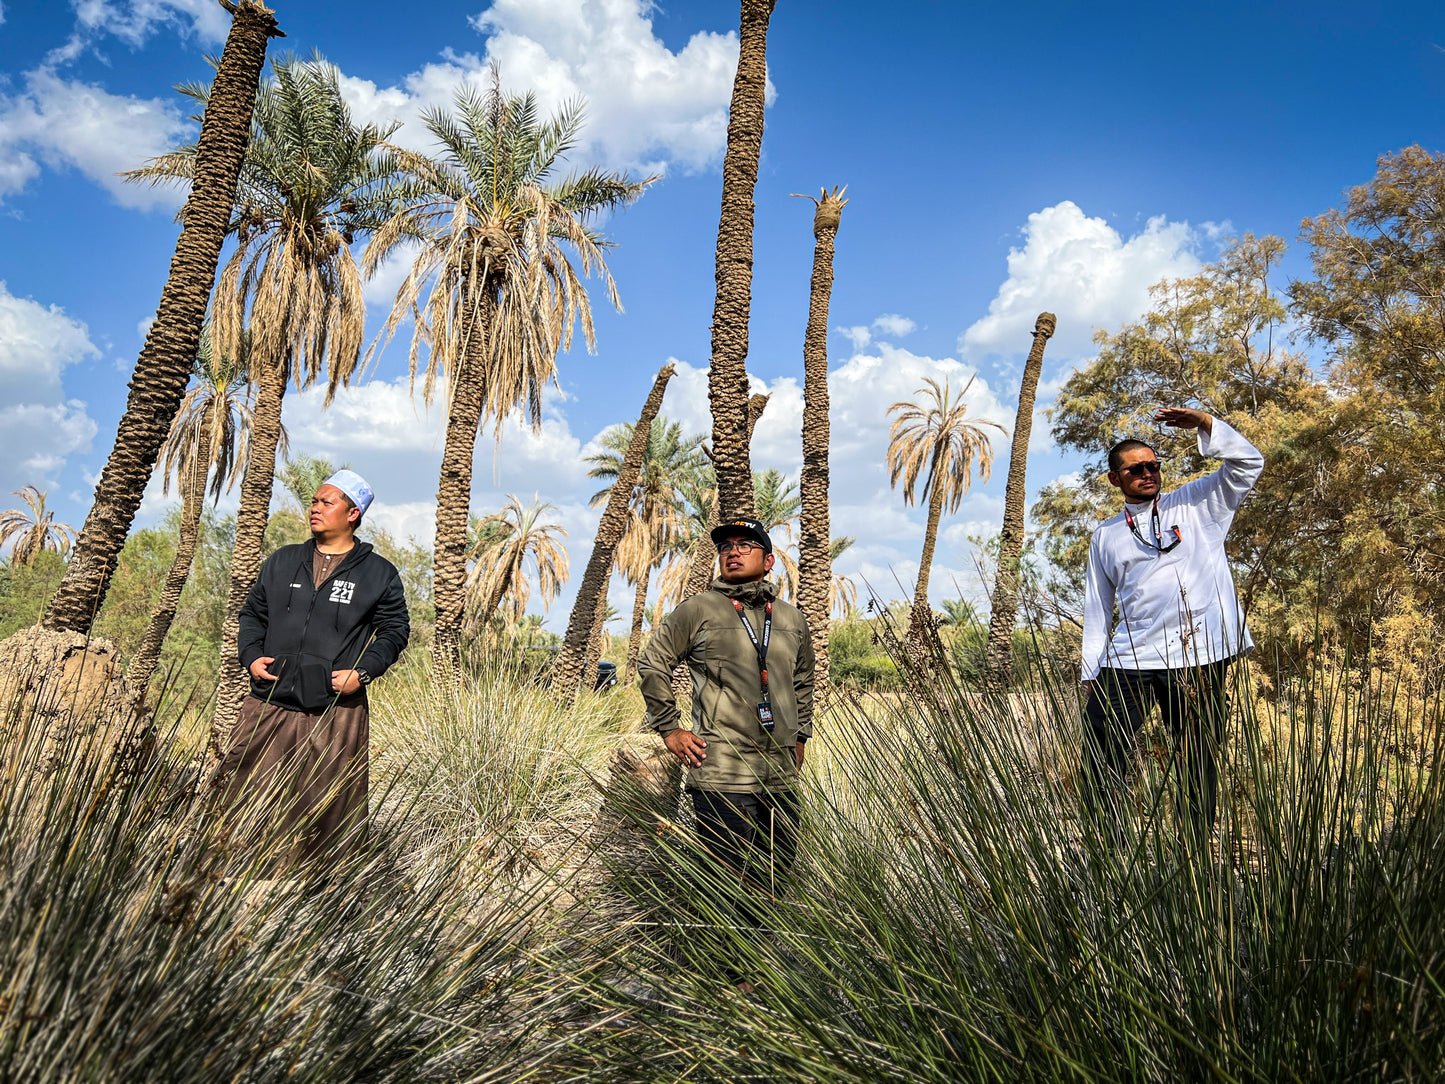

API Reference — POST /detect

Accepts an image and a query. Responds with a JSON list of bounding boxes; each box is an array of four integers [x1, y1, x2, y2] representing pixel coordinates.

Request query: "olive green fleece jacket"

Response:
[[638, 577, 815, 794]]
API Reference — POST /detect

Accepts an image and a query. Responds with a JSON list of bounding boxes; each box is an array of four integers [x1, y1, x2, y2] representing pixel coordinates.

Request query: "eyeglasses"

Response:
[[716, 539, 763, 555], [1119, 460, 1163, 478]]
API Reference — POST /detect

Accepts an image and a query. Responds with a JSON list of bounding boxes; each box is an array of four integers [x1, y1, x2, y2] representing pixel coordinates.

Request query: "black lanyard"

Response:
[[732, 598, 772, 702], [1123, 497, 1182, 554]]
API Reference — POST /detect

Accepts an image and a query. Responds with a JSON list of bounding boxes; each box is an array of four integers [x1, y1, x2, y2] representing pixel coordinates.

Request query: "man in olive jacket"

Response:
[[637, 517, 814, 984]]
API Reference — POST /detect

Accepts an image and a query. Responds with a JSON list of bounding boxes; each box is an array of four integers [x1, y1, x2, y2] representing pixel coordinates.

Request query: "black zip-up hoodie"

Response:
[[237, 539, 410, 712]]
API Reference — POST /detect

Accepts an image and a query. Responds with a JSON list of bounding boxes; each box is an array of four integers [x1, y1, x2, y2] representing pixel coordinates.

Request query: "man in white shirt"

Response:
[[1080, 406, 1264, 847]]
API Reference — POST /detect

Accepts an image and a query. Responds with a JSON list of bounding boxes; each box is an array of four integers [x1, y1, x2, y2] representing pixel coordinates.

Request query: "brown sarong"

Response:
[[215, 693, 370, 860]]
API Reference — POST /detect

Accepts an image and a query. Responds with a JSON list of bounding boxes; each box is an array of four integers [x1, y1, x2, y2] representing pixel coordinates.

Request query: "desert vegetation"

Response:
[[1, 1, 1443, 1080]]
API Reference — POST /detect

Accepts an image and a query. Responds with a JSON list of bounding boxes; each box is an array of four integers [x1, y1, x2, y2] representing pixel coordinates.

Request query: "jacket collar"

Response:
[[710, 576, 777, 606], [299, 537, 373, 577]]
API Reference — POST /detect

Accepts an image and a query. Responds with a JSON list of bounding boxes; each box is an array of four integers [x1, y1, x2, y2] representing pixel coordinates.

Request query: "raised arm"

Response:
[[1157, 408, 1264, 524]]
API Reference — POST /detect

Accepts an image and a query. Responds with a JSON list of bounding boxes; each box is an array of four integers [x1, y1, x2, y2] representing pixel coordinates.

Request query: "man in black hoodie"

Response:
[[216, 469, 409, 859]]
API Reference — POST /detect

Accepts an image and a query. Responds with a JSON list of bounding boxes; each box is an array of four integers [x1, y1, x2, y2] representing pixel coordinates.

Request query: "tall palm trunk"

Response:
[[41, 0, 279, 635], [553, 363, 675, 701], [796, 188, 845, 713], [432, 290, 496, 684], [208, 354, 288, 761], [909, 444, 948, 651], [984, 312, 1056, 687], [623, 561, 652, 684], [581, 589, 609, 692], [127, 429, 212, 708], [707, 0, 776, 519]]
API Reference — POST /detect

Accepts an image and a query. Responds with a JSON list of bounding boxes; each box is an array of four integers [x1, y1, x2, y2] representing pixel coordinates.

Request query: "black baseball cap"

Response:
[[710, 517, 772, 554]]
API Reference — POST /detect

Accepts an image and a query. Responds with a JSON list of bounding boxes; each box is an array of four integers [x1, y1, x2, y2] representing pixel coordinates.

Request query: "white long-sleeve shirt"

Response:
[[1081, 418, 1264, 680]]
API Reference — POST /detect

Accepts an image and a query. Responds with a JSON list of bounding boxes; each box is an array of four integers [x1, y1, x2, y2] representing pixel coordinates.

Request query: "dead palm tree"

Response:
[[795, 185, 846, 711], [126, 327, 253, 704], [552, 363, 674, 700], [984, 312, 1056, 687], [366, 68, 652, 683], [584, 416, 706, 683], [464, 495, 569, 632], [887, 375, 1006, 652], [39, 1, 278, 636], [0, 487, 77, 567], [129, 55, 406, 753], [707, 0, 778, 519]]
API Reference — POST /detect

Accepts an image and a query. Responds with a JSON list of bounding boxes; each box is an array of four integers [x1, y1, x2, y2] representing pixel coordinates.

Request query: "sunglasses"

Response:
[[717, 539, 764, 555], [1119, 460, 1163, 478]]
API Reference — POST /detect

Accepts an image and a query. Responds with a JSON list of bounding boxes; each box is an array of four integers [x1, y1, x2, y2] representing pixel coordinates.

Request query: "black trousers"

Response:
[[689, 788, 801, 929], [1082, 661, 1230, 845]]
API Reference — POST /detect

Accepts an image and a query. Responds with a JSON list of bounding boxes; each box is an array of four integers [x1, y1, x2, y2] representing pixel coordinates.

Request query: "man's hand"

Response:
[[1155, 406, 1213, 435], [331, 670, 361, 695], [249, 656, 279, 682], [664, 729, 707, 767], [794, 741, 806, 769]]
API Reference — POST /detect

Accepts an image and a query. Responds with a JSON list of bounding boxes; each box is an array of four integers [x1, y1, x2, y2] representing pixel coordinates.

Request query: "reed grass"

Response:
[[591, 628, 1445, 1082]]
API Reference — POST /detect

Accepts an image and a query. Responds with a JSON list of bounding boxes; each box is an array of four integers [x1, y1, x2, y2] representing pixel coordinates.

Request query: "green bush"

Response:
[[829, 619, 902, 690]]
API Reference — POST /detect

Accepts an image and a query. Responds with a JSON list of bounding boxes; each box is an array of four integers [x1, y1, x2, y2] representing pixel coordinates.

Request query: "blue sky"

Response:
[[2, 0, 1443, 626]]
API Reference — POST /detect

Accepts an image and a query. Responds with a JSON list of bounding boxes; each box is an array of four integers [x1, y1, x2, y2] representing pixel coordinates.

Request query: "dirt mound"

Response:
[[0, 627, 140, 773]]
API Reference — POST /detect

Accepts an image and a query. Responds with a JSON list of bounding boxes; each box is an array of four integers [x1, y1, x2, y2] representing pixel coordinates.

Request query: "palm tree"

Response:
[[795, 185, 847, 712], [126, 327, 253, 704], [584, 415, 706, 683], [39, 1, 278, 636], [464, 495, 569, 632], [985, 313, 1056, 687], [827, 535, 858, 619], [707, 0, 778, 519], [887, 375, 1006, 652], [552, 364, 675, 699], [0, 487, 77, 566], [129, 55, 405, 753], [366, 69, 652, 683]]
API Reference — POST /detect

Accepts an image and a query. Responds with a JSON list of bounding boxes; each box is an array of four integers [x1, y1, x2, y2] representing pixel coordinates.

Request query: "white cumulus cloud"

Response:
[[0, 281, 99, 493], [49, 0, 230, 61], [338, 0, 767, 175], [0, 67, 191, 207], [871, 313, 916, 339], [960, 200, 1204, 361]]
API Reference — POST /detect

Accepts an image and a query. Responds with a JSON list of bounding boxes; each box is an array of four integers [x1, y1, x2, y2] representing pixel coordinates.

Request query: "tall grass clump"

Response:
[[593, 623, 1445, 1081], [0, 658, 606, 1082]]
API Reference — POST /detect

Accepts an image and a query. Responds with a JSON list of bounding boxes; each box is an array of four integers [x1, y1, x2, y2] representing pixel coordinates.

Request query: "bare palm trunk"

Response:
[[432, 291, 495, 685], [984, 313, 1056, 688], [553, 364, 675, 701], [126, 437, 211, 708], [707, 0, 776, 519], [41, 1, 279, 635], [909, 445, 947, 653], [797, 188, 845, 713], [581, 588, 609, 692], [476, 562, 515, 641], [208, 354, 288, 763], [623, 562, 652, 684]]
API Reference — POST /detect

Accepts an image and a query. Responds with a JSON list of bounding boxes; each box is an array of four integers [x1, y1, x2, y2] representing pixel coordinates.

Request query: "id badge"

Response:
[[757, 701, 775, 731]]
